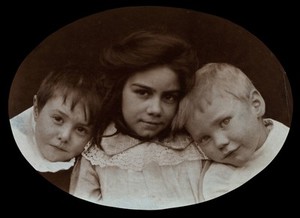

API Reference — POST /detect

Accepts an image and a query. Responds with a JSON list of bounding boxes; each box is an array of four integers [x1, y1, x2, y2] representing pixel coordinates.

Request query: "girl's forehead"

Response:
[[127, 67, 180, 90], [131, 66, 177, 79]]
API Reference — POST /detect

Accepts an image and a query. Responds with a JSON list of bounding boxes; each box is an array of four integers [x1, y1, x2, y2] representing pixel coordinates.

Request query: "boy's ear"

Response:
[[33, 95, 38, 120], [249, 89, 265, 117]]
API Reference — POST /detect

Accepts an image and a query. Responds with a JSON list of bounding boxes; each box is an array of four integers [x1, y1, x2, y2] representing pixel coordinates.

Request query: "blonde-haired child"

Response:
[[173, 62, 290, 201]]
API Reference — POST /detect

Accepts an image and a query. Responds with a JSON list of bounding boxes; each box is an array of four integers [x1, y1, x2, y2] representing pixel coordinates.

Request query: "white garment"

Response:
[[10, 107, 75, 172], [70, 123, 204, 210], [201, 119, 290, 201]]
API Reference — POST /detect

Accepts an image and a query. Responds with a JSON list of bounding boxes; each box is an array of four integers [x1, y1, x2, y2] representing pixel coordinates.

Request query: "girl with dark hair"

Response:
[[70, 31, 204, 210]]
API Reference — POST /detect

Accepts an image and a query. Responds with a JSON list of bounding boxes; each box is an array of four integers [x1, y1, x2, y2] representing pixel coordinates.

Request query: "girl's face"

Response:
[[34, 93, 93, 162], [122, 66, 181, 139], [186, 89, 267, 167]]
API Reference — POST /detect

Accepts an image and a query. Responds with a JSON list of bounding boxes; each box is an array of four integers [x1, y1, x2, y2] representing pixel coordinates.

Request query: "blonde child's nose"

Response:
[[214, 133, 229, 149]]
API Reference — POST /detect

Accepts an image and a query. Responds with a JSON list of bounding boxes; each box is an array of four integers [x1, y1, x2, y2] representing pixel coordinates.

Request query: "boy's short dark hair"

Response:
[[36, 65, 104, 128]]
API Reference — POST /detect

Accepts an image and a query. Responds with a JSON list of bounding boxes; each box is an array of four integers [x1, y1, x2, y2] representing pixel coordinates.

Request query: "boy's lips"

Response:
[[49, 144, 66, 152]]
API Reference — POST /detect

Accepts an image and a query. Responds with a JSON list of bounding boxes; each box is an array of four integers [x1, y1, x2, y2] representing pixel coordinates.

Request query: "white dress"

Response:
[[201, 119, 290, 202], [70, 123, 204, 210]]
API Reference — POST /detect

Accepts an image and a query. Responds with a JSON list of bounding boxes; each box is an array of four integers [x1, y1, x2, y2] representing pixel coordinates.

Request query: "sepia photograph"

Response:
[[3, 2, 297, 215]]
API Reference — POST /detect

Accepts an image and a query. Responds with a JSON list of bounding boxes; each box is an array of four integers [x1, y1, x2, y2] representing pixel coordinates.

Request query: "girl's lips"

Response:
[[143, 121, 161, 125], [140, 121, 164, 130], [140, 119, 164, 125]]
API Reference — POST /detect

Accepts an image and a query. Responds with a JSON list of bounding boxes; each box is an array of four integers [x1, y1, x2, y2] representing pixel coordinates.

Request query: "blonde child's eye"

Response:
[[198, 135, 211, 145], [221, 118, 231, 127]]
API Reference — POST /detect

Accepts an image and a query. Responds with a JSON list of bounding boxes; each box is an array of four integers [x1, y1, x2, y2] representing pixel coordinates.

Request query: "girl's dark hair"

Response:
[[36, 65, 105, 137], [97, 30, 199, 142]]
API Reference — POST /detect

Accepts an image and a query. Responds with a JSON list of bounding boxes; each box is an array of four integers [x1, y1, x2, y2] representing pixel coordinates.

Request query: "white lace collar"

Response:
[[100, 123, 193, 155], [83, 123, 203, 171]]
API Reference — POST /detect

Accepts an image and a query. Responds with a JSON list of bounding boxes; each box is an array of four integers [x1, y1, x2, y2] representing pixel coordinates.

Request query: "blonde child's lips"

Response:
[[224, 146, 240, 158]]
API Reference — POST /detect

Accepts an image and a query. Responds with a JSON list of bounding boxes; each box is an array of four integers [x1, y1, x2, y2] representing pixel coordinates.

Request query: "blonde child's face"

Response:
[[34, 94, 93, 162], [186, 90, 266, 167], [122, 66, 180, 139]]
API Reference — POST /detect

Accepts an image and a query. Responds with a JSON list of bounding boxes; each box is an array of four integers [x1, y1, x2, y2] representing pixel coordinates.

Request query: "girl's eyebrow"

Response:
[[131, 83, 153, 91], [131, 83, 180, 93]]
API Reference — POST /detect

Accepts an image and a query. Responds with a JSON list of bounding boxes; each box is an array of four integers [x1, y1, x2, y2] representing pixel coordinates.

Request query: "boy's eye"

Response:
[[221, 118, 231, 127], [76, 127, 89, 136], [52, 115, 63, 124]]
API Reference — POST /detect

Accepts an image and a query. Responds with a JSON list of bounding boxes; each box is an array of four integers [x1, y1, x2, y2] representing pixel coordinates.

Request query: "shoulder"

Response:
[[202, 161, 236, 201], [10, 107, 34, 134], [264, 118, 290, 141], [162, 132, 193, 150]]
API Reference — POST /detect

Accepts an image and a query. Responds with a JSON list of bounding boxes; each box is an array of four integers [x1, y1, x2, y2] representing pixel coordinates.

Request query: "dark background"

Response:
[[8, 6, 293, 126], [1, 1, 298, 216]]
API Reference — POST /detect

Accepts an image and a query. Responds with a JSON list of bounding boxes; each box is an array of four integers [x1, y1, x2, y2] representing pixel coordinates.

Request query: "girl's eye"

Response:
[[52, 115, 63, 124], [221, 118, 231, 128], [163, 93, 179, 104], [134, 89, 151, 97]]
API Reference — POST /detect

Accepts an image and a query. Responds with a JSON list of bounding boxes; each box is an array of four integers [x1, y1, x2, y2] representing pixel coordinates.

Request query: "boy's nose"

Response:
[[58, 126, 71, 143]]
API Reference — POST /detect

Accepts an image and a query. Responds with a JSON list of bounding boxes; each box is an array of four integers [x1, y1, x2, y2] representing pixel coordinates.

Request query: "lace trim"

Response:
[[83, 142, 203, 171], [100, 123, 193, 155]]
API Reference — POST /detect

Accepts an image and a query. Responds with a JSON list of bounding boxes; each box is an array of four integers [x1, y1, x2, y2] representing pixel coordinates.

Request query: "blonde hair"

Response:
[[173, 62, 256, 130]]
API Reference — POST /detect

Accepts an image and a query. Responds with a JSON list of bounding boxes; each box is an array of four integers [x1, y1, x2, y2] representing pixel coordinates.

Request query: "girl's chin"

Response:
[[138, 133, 156, 139]]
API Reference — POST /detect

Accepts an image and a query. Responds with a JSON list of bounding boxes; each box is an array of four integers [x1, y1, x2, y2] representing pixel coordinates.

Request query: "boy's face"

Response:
[[185, 90, 266, 167], [33, 94, 93, 162]]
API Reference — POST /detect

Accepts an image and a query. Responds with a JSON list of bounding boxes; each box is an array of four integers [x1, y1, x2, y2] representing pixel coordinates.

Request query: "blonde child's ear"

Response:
[[33, 95, 39, 120], [249, 89, 265, 117]]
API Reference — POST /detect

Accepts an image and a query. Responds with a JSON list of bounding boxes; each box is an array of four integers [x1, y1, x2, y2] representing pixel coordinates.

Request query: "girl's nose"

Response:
[[146, 97, 162, 116]]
